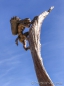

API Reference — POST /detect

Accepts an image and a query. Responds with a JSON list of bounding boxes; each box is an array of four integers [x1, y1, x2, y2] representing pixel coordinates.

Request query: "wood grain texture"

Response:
[[28, 6, 55, 86]]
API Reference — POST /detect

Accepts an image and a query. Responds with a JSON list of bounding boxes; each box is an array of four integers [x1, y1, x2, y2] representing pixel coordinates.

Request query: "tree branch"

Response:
[[28, 6, 54, 86]]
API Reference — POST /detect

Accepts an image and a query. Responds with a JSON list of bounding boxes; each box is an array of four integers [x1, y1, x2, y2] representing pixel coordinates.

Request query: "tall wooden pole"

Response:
[[28, 6, 55, 86]]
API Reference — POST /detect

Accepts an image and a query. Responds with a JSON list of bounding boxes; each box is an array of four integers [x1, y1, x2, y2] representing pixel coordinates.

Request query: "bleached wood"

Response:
[[29, 6, 54, 86]]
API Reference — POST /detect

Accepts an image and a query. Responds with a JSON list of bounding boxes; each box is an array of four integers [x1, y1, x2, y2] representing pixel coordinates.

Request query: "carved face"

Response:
[[19, 18, 31, 27]]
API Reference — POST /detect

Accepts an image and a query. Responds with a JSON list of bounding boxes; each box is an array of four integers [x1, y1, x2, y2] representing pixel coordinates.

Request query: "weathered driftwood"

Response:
[[28, 6, 54, 86]]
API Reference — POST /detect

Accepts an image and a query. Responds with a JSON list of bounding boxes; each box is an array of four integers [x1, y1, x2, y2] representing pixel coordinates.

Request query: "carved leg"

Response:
[[23, 40, 30, 51], [15, 36, 19, 46]]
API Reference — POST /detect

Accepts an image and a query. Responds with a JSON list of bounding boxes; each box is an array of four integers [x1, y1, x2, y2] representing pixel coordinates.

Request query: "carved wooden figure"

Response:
[[10, 16, 31, 50]]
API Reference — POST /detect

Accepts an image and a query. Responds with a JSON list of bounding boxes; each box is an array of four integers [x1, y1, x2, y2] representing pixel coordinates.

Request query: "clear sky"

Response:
[[0, 0, 64, 86]]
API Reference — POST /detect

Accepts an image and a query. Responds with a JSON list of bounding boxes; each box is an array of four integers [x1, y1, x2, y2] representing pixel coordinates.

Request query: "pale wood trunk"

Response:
[[28, 6, 55, 86]]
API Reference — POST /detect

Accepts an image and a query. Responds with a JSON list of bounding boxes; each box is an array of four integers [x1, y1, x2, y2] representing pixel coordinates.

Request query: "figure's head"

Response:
[[22, 18, 31, 27]]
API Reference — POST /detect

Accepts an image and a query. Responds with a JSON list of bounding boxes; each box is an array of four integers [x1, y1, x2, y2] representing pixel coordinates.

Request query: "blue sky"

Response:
[[0, 0, 64, 86]]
